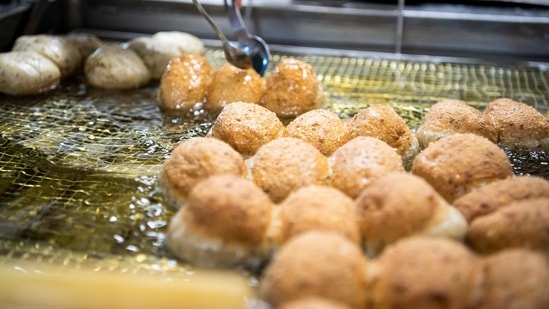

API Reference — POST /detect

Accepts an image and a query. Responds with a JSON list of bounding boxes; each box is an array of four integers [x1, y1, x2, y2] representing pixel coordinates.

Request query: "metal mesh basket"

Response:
[[1, 48, 548, 274]]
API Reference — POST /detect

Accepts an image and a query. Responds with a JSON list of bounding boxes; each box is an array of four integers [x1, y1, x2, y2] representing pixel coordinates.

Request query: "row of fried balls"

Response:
[[157, 53, 324, 118], [159, 99, 549, 309]]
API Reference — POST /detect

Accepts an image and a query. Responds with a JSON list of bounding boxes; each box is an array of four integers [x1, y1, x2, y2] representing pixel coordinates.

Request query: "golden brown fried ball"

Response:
[[282, 109, 346, 156], [166, 174, 275, 269], [476, 249, 549, 309], [416, 99, 497, 148], [411, 133, 513, 203], [329, 136, 404, 199], [278, 297, 352, 309], [484, 98, 549, 150], [344, 104, 419, 163], [261, 58, 323, 117], [368, 236, 483, 309], [466, 197, 549, 254], [355, 172, 467, 256], [158, 53, 212, 111], [208, 102, 284, 156], [453, 176, 549, 223], [259, 231, 368, 309], [248, 137, 330, 203], [276, 185, 360, 246], [158, 137, 247, 210], [205, 63, 265, 112]]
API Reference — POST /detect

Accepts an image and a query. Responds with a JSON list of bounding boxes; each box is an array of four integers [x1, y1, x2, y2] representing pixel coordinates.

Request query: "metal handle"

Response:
[[224, 0, 252, 42]]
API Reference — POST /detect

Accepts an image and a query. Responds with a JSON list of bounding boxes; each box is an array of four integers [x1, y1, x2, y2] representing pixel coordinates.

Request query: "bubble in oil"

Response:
[[505, 148, 549, 179]]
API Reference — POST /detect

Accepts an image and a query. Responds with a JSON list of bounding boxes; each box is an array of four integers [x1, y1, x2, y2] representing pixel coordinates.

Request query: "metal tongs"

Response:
[[192, 0, 270, 76]]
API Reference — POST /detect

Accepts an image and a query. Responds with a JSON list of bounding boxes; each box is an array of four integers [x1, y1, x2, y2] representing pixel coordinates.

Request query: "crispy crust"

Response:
[[209, 102, 284, 156], [282, 109, 347, 156], [453, 176, 549, 223], [416, 99, 497, 148], [158, 53, 212, 111], [159, 137, 247, 209], [411, 133, 513, 203], [368, 236, 483, 309], [477, 249, 549, 309], [466, 197, 549, 254], [484, 98, 549, 150], [259, 231, 368, 309], [248, 137, 330, 203], [261, 58, 323, 117], [356, 172, 466, 255], [184, 174, 273, 244], [329, 136, 404, 199], [205, 63, 265, 111], [166, 174, 274, 268], [344, 104, 419, 163], [278, 185, 360, 245]]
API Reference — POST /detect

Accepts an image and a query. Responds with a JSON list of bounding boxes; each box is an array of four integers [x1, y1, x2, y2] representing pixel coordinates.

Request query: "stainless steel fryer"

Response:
[[0, 0, 548, 307]]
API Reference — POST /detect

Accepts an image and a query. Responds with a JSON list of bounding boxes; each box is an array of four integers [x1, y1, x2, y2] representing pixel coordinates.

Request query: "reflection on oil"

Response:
[[0, 49, 548, 274]]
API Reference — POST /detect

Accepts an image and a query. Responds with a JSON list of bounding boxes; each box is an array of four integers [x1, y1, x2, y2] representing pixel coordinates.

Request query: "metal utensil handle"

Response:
[[193, 0, 231, 44], [224, 0, 252, 42]]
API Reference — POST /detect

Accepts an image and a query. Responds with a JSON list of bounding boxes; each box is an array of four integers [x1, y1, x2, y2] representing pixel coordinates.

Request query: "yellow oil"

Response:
[[0, 48, 548, 274]]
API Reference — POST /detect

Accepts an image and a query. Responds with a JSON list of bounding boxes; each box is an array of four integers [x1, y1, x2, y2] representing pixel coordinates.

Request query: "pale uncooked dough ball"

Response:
[[85, 44, 151, 89], [12, 34, 82, 78], [0, 51, 60, 95], [126, 31, 205, 79]]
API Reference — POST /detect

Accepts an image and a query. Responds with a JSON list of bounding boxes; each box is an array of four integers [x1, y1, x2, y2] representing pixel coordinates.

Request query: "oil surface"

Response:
[[0, 49, 548, 274]]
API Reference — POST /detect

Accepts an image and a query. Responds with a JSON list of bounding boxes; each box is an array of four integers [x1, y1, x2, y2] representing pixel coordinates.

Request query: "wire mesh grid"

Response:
[[0, 48, 548, 273]]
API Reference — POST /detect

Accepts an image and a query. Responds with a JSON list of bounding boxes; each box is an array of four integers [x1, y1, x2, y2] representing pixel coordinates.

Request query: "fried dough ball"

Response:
[[466, 197, 549, 254], [368, 236, 483, 309], [65, 32, 103, 59], [85, 45, 151, 89], [344, 104, 419, 163], [259, 231, 368, 309], [329, 136, 404, 199], [453, 176, 549, 223], [416, 99, 497, 148], [208, 102, 284, 156], [205, 63, 265, 111], [476, 249, 549, 309], [411, 133, 513, 203], [276, 185, 360, 245], [158, 53, 212, 111], [248, 138, 330, 203], [484, 98, 549, 150], [166, 174, 274, 269], [125, 31, 205, 79], [278, 297, 352, 309], [158, 137, 247, 210], [282, 109, 346, 156], [0, 51, 60, 95], [261, 58, 323, 117], [12, 34, 82, 78], [356, 172, 467, 256]]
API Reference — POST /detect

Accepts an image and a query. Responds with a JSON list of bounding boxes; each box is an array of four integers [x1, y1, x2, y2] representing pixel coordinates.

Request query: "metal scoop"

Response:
[[192, 0, 270, 76]]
